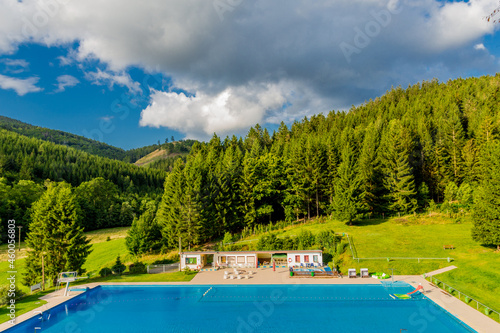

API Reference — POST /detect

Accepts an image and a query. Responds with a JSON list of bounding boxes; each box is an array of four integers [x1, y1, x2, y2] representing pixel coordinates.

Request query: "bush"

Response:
[[0, 285, 24, 306], [152, 258, 175, 265], [297, 230, 314, 249], [323, 252, 333, 265], [99, 267, 113, 277], [112, 256, 126, 275], [129, 262, 147, 274]]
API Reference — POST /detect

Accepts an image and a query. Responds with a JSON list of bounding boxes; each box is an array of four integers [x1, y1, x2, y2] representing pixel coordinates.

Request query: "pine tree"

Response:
[[331, 135, 364, 226], [23, 182, 91, 287], [379, 121, 417, 213], [472, 143, 500, 251], [358, 122, 382, 213], [156, 159, 186, 249], [125, 201, 162, 257]]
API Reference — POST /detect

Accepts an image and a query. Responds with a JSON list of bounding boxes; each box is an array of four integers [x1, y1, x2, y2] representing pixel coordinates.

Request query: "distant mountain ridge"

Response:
[[0, 115, 160, 162]]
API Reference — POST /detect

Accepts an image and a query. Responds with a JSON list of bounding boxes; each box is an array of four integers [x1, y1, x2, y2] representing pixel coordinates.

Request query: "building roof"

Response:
[[180, 250, 322, 255]]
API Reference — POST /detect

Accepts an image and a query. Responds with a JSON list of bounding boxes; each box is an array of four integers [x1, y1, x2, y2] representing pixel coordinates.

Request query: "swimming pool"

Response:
[[4, 283, 475, 333]]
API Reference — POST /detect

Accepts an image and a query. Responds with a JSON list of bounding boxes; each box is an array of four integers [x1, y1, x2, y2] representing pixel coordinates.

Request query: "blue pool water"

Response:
[[4, 283, 475, 333]]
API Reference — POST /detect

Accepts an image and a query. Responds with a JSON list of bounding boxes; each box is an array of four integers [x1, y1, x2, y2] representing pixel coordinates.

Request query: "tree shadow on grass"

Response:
[[351, 218, 391, 227]]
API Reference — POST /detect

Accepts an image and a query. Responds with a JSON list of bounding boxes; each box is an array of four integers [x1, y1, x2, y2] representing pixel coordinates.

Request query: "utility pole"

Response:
[[41, 254, 45, 291], [178, 236, 182, 272], [17, 225, 22, 251]]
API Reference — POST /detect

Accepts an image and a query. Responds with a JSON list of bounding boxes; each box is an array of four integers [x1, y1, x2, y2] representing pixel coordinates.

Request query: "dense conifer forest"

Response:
[[0, 129, 168, 240], [0, 116, 195, 163], [155, 74, 500, 250]]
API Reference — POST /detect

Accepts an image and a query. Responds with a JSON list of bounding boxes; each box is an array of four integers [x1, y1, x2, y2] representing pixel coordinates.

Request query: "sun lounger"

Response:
[[348, 269, 357, 278], [360, 268, 369, 278]]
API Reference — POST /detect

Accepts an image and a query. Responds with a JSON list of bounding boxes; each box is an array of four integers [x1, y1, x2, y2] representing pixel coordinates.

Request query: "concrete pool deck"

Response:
[[2, 267, 499, 333]]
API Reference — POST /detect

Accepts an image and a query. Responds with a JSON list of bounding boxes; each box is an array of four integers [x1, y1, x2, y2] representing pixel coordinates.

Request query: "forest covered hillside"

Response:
[[0, 129, 168, 240], [0, 115, 197, 167], [0, 116, 132, 161], [153, 74, 500, 250], [2, 74, 500, 252]]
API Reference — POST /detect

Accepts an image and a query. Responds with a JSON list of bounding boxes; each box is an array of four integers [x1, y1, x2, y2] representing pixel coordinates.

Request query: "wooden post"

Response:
[[41, 254, 45, 291], [17, 226, 22, 252], [178, 236, 181, 272]]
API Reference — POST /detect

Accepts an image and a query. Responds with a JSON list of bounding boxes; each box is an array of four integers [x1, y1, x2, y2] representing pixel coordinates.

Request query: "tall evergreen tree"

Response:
[[125, 201, 162, 257], [379, 121, 417, 213], [23, 182, 91, 287], [331, 134, 364, 225], [472, 143, 500, 251]]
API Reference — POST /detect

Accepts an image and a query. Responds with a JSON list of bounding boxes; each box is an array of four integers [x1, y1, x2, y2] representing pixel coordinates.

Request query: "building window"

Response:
[[221, 256, 226, 263], [313, 255, 318, 263], [304, 255, 309, 263], [186, 257, 197, 265], [295, 255, 300, 262], [237, 256, 245, 263]]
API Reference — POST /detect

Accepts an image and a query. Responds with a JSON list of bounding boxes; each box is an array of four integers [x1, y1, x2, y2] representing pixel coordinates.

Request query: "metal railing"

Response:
[[345, 233, 454, 263], [428, 276, 500, 321], [147, 263, 179, 274]]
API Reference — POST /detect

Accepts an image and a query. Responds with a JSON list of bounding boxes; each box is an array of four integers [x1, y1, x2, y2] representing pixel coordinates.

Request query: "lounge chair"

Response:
[[360, 268, 369, 278], [245, 274, 249, 279], [348, 268, 357, 278]]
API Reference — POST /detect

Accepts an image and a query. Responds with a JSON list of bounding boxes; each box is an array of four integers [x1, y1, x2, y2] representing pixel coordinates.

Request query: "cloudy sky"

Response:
[[0, 0, 499, 149]]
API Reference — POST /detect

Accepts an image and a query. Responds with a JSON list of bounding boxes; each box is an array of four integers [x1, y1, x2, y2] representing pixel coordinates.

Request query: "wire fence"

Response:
[[345, 233, 454, 263], [427, 276, 500, 322]]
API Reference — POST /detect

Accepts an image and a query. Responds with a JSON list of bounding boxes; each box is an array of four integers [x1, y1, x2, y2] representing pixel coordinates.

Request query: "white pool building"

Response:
[[180, 250, 323, 271]]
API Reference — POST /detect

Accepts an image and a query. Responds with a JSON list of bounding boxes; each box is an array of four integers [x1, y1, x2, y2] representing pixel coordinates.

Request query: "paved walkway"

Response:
[[2, 268, 499, 333], [395, 275, 500, 333], [425, 265, 458, 276], [190, 266, 380, 285]]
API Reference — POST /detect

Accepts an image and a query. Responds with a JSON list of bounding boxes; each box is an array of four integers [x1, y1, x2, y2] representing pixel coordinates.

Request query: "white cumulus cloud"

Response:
[[0, 0, 499, 138], [0, 74, 42, 96], [55, 74, 79, 92], [85, 69, 141, 94]]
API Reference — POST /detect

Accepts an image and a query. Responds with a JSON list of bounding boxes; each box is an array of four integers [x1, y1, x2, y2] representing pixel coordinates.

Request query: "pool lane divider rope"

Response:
[[64, 292, 424, 307], [199, 286, 214, 301]]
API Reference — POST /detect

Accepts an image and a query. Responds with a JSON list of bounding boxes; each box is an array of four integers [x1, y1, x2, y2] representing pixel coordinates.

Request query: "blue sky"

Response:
[[0, 0, 499, 149]]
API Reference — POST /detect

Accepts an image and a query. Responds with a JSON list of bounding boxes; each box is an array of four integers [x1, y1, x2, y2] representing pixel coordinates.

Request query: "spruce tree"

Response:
[[125, 201, 162, 257], [23, 182, 91, 287], [379, 121, 417, 213], [331, 137, 364, 226], [472, 143, 500, 251]]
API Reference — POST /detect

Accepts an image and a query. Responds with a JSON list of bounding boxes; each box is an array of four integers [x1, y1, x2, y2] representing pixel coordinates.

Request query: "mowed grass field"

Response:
[[0, 230, 129, 295]]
